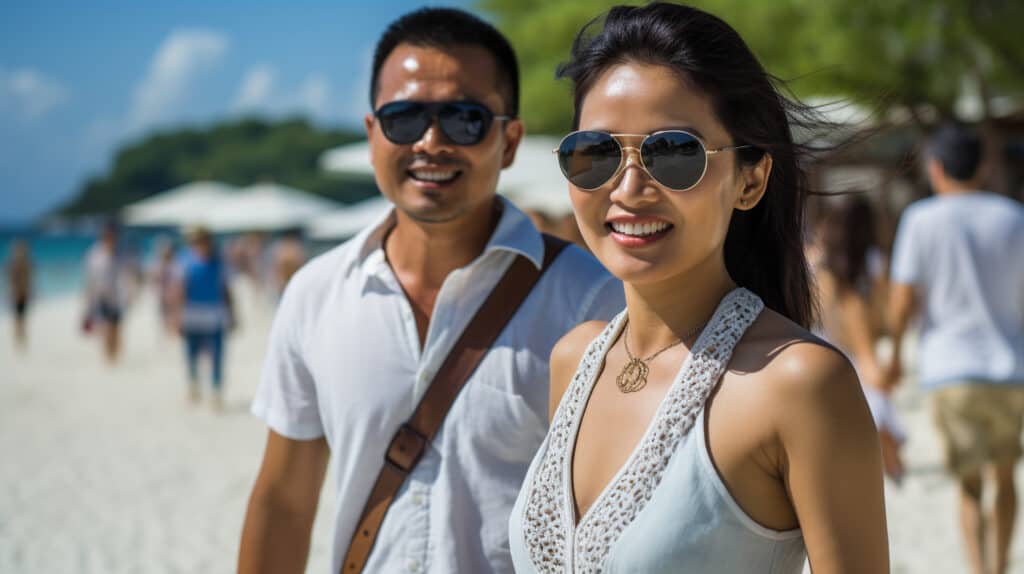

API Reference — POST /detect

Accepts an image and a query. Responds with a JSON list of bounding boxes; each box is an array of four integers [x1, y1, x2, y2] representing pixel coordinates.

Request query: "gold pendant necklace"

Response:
[[616, 320, 706, 393]]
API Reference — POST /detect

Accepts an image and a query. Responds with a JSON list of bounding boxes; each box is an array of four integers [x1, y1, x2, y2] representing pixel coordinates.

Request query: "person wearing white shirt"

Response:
[[82, 221, 131, 363], [237, 8, 623, 574], [887, 122, 1024, 574]]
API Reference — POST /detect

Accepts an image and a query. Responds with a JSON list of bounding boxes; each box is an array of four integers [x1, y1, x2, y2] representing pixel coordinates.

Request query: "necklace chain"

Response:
[[616, 320, 707, 393]]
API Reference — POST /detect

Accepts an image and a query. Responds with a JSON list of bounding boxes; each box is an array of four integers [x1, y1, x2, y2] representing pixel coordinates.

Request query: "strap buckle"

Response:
[[385, 423, 428, 473]]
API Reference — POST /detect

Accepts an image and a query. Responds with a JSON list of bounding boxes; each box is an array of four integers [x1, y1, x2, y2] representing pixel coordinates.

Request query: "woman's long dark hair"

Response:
[[818, 194, 877, 294], [558, 2, 823, 327]]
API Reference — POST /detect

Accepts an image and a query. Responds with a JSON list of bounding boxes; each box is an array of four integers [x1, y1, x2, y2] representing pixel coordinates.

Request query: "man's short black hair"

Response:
[[369, 7, 519, 117], [927, 122, 984, 182]]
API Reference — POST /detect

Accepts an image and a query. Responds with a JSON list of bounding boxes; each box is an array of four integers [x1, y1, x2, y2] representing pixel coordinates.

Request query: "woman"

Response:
[[82, 222, 127, 363], [509, 4, 888, 573], [172, 226, 235, 411], [810, 194, 906, 483], [149, 237, 178, 335]]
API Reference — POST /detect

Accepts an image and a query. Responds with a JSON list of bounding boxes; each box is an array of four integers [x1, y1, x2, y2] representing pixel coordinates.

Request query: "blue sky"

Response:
[[0, 0, 474, 224]]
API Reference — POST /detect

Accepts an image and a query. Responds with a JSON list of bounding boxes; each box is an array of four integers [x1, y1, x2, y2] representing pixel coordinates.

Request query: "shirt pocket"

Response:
[[458, 382, 548, 465]]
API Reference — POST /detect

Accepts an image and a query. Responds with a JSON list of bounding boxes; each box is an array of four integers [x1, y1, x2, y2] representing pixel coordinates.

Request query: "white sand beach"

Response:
[[1, 281, 1022, 573]]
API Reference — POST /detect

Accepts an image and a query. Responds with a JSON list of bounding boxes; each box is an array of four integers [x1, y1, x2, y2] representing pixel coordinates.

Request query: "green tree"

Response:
[[60, 117, 376, 216], [479, 0, 1024, 133]]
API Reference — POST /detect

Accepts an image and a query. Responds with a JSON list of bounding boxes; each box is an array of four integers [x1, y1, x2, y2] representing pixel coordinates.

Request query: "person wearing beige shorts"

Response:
[[887, 123, 1024, 574], [932, 383, 1024, 477]]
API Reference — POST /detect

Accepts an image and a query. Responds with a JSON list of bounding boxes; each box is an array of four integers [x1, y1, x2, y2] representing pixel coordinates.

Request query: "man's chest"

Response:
[[301, 292, 557, 441]]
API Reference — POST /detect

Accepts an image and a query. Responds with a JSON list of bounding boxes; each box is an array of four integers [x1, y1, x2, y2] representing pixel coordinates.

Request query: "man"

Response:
[[238, 8, 622, 574], [887, 123, 1024, 574]]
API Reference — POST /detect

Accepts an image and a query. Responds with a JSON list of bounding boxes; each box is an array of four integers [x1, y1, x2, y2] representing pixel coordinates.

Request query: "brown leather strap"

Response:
[[341, 234, 569, 573]]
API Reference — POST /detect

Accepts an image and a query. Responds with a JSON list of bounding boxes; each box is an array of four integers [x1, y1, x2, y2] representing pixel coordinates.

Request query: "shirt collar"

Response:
[[355, 196, 545, 285]]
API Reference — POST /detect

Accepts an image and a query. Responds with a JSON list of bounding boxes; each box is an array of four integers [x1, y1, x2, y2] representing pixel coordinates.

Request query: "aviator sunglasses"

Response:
[[374, 100, 512, 146], [554, 130, 753, 191]]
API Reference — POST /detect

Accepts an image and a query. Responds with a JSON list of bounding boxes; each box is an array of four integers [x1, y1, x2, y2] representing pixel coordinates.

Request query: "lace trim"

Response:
[[520, 288, 764, 573]]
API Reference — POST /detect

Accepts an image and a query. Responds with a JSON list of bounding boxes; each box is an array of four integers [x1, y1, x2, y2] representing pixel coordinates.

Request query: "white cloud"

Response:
[[0, 67, 69, 120], [297, 73, 330, 117], [233, 65, 276, 110], [230, 67, 334, 120], [129, 29, 228, 130]]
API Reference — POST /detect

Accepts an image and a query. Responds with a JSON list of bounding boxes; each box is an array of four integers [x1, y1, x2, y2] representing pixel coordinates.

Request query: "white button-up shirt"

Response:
[[252, 198, 624, 574]]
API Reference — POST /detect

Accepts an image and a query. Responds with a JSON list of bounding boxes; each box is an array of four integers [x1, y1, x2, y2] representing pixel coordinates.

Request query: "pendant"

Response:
[[616, 357, 649, 393]]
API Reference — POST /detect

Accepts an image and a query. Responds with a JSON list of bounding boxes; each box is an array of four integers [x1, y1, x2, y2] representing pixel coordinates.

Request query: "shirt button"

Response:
[[411, 494, 424, 507], [418, 373, 429, 384], [408, 559, 421, 572]]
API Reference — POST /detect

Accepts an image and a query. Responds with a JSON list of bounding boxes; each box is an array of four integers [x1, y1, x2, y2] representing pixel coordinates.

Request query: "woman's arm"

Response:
[[836, 289, 884, 390], [774, 345, 889, 573]]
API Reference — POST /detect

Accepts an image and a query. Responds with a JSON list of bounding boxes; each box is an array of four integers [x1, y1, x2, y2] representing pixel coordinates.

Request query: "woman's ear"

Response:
[[735, 153, 772, 210]]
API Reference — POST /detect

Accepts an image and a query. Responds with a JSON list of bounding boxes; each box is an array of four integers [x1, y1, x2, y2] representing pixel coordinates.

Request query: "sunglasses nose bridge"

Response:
[[619, 145, 642, 167], [411, 112, 457, 150], [618, 145, 654, 183]]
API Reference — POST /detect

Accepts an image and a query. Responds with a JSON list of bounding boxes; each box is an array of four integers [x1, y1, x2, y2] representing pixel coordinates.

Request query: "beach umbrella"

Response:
[[203, 182, 342, 233], [318, 140, 374, 177], [494, 135, 570, 216], [122, 181, 237, 227], [318, 135, 572, 217], [306, 195, 393, 240]]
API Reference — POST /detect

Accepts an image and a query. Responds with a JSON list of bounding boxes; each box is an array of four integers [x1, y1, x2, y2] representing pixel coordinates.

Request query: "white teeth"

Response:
[[410, 170, 458, 182], [609, 221, 671, 237]]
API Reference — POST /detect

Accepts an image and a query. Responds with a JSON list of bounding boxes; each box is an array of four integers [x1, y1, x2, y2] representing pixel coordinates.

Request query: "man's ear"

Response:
[[364, 112, 375, 162], [501, 119, 525, 169], [734, 153, 772, 210]]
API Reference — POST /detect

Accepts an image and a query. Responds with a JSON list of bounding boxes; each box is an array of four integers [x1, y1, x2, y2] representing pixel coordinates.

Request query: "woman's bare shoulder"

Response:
[[548, 320, 609, 420], [551, 320, 608, 368], [736, 307, 863, 416]]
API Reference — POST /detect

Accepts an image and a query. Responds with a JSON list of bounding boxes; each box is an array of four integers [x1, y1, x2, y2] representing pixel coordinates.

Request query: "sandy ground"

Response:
[[1, 281, 1022, 573]]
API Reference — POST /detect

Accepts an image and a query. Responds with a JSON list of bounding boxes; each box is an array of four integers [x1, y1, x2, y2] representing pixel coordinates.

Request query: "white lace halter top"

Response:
[[509, 288, 807, 574]]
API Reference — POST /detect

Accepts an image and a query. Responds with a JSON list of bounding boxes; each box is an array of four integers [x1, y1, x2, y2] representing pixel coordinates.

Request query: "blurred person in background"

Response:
[[6, 239, 33, 349], [171, 225, 235, 411], [887, 122, 1024, 574], [238, 7, 623, 574], [149, 236, 178, 335], [809, 194, 906, 483], [82, 221, 130, 363], [267, 229, 306, 301]]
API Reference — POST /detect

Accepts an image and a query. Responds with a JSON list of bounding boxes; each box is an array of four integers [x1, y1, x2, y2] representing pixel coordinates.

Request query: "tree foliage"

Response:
[[478, 0, 1024, 134], [61, 117, 375, 215]]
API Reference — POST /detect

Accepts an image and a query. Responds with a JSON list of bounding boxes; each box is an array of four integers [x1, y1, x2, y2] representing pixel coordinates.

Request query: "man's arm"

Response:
[[885, 281, 916, 388], [238, 430, 329, 574]]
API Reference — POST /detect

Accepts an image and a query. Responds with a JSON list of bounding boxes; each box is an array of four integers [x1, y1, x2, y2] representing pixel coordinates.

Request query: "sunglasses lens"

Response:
[[439, 103, 492, 145], [642, 131, 706, 190], [377, 102, 429, 144], [557, 131, 622, 190]]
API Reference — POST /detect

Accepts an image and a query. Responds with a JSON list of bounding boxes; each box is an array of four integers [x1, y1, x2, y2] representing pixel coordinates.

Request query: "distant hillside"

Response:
[[59, 117, 377, 216]]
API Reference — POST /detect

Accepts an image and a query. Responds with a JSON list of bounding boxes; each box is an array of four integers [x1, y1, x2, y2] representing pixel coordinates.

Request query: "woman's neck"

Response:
[[622, 260, 736, 356]]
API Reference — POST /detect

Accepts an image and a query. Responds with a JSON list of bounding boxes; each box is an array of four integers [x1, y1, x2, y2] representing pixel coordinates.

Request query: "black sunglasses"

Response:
[[554, 130, 753, 191], [374, 100, 511, 146]]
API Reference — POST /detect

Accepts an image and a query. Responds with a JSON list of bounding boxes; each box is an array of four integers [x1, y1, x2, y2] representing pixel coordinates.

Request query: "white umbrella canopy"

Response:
[[318, 135, 573, 216], [496, 135, 570, 215], [203, 182, 343, 233], [306, 195, 393, 240], [122, 181, 237, 227], [319, 140, 374, 176]]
